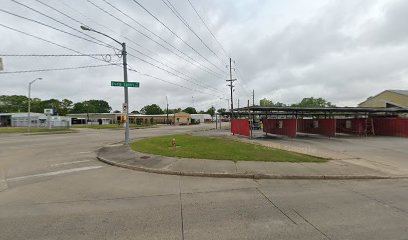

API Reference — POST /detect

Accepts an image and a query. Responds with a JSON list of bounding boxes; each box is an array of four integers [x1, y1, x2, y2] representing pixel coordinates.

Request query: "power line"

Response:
[[0, 64, 115, 74], [46, 1, 217, 91], [86, 0, 222, 78], [126, 45, 225, 94], [10, 0, 119, 51], [234, 61, 252, 99], [83, 0, 224, 93], [58, 1, 177, 68], [0, 24, 224, 98], [130, 0, 227, 75], [0, 53, 113, 57], [0, 23, 123, 68], [161, 0, 226, 65], [0, 11, 226, 99], [127, 51, 225, 94], [186, 0, 229, 59], [128, 64, 225, 98], [0, 8, 116, 50]]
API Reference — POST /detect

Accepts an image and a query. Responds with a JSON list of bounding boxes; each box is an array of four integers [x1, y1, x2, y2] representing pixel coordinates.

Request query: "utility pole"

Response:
[[166, 96, 169, 125], [226, 58, 236, 120], [237, 99, 240, 118], [81, 25, 130, 145], [252, 89, 255, 106], [122, 42, 130, 144]]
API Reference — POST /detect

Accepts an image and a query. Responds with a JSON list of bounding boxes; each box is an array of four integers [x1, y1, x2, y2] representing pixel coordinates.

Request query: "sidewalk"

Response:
[[97, 141, 404, 180]]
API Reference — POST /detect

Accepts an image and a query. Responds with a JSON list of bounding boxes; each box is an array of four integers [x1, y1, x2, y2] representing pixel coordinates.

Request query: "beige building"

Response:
[[68, 112, 192, 125], [129, 112, 191, 125], [358, 90, 408, 108]]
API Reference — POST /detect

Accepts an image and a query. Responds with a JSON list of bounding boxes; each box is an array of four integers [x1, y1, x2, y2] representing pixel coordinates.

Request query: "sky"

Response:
[[1, 0, 408, 112]]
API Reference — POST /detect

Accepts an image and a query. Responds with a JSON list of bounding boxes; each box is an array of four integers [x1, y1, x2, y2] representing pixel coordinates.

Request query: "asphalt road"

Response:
[[1, 125, 407, 240]]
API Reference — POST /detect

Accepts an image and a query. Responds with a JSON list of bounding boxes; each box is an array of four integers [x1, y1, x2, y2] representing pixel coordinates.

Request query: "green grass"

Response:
[[131, 134, 326, 163], [0, 127, 73, 134], [72, 124, 156, 129]]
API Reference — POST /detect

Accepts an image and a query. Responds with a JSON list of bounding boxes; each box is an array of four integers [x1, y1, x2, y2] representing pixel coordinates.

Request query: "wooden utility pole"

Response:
[[226, 58, 236, 119], [252, 89, 255, 106]]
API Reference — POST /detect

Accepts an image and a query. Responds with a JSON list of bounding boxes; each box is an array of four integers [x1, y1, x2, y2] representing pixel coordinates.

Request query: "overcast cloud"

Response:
[[1, 0, 407, 111]]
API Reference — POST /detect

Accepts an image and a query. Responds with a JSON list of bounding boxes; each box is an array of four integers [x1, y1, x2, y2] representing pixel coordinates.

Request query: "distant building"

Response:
[[68, 113, 121, 125], [130, 112, 191, 125], [0, 113, 71, 127], [68, 112, 192, 125], [358, 90, 408, 108], [191, 114, 212, 124]]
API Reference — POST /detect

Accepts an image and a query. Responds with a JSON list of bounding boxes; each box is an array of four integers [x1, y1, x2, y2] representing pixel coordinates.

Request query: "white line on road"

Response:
[[7, 166, 103, 182], [50, 160, 92, 167]]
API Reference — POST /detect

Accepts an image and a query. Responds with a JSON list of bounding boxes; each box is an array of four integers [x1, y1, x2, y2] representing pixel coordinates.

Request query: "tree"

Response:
[[274, 102, 287, 107], [70, 100, 111, 113], [131, 110, 140, 114], [0, 95, 28, 112], [206, 106, 215, 117], [140, 104, 163, 115], [292, 97, 335, 108], [60, 99, 73, 116], [183, 107, 197, 114], [260, 98, 274, 107], [113, 110, 121, 113], [217, 108, 226, 114]]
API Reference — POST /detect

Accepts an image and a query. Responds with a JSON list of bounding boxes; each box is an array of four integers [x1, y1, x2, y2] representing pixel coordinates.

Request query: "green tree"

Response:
[[60, 99, 73, 116], [0, 95, 28, 112], [260, 98, 274, 107], [206, 106, 216, 117], [131, 110, 140, 114], [140, 104, 163, 115], [113, 110, 121, 113], [274, 102, 286, 107], [292, 97, 335, 108], [71, 100, 111, 113], [217, 108, 226, 114], [183, 107, 197, 114]]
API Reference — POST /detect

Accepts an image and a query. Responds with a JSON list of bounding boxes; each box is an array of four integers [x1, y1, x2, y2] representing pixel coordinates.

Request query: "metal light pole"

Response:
[[80, 25, 130, 144], [28, 77, 42, 132], [166, 96, 169, 125]]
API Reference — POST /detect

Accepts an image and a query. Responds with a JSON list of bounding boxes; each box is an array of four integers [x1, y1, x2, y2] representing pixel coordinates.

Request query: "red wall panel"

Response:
[[374, 118, 408, 137], [262, 119, 297, 137], [298, 119, 336, 137], [231, 119, 250, 137], [336, 119, 366, 135]]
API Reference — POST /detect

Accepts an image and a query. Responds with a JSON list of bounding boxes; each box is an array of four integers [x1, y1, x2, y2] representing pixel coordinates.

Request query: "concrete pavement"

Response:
[[97, 144, 394, 179], [97, 128, 408, 179], [1, 124, 408, 239]]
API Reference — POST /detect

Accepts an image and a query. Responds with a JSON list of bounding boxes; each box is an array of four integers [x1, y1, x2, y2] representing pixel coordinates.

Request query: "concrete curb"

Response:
[[96, 155, 404, 180]]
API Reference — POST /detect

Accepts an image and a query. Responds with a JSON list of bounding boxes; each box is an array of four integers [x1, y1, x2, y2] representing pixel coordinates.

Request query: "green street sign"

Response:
[[111, 81, 140, 88]]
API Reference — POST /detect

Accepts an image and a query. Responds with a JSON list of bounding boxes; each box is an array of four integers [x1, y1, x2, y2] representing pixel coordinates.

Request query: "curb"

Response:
[[96, 155, 402, 180]]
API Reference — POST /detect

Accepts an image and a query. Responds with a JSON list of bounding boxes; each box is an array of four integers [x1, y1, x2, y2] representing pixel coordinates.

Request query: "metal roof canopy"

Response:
[[223, 106, 408, 116]]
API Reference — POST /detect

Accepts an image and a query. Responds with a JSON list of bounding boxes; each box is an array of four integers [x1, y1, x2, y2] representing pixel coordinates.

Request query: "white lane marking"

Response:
[[50, 160, 92, 167], [7, 166, 103, 182]]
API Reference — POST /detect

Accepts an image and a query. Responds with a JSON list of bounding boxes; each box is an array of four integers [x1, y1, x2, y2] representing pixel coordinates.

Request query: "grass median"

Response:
[[131, 134, 326, 162]]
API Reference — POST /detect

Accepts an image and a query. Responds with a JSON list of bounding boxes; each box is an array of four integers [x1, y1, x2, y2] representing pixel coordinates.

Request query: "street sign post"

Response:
[[111, 81, 140, 88]]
